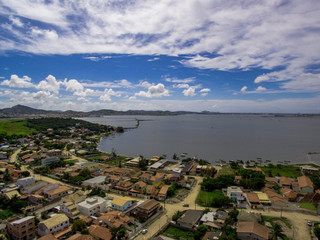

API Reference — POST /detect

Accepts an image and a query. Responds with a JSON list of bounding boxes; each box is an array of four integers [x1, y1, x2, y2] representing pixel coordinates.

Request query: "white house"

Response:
[[17, 177, 35, 189], [21, 181, 48, 194], [37, 214, 69, 236], [227, 186, 246, 208], [77, 196, 107, 217], [82, 176, 106, 188]]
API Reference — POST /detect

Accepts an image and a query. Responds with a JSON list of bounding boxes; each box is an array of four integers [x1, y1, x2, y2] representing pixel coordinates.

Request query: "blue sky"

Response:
[[0, 0, 320, 113]]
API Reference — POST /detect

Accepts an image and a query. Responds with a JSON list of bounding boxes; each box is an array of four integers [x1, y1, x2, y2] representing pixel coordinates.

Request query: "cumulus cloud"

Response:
[[183, 86, 197, 97], [256, 86, 267, 91], [240, 86, 248, 94], [1, 74, 34, 88], [37, 75, 60, 93], [63, 79, 84, 92], [99, 88, 122, 101], [139, 81, 153, 88], [135, 83, 169, 98]]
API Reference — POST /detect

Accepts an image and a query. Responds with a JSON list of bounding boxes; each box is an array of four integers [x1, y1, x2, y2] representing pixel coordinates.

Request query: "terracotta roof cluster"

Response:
[[98, 211, 131, 228], [246, 192, 260, 203], [88, 225, 112, 240], [262, 187, 287, 203]]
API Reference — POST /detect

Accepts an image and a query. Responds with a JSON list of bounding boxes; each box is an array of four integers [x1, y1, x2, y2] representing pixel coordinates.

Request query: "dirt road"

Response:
[[10, 148, 21, 163]]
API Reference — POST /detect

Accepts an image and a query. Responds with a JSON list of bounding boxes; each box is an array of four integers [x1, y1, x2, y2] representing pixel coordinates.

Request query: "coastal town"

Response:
[[0, 118, 320, 240]]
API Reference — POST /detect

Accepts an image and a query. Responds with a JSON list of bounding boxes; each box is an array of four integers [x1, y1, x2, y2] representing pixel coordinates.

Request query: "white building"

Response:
[[16, 177, 35, 189], [37, 214, 69, 236], [82, 176, 106, 188], [77, 196, 107, 217], [21, 181, 48, 194], [227, 186, 246, 208]]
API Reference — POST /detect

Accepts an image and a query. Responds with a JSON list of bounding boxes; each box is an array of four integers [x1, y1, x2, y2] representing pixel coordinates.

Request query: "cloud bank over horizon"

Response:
[[0, 0, 320, 113]]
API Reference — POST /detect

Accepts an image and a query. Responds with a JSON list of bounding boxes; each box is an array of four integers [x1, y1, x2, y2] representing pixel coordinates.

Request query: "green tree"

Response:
[[72, 219, 87, 232], [88, 187, 106, 198], [314, 226, 320, 239], [172, 211, 183, 221], [270, 223, 286, 240], [22, 171, 30, 177]]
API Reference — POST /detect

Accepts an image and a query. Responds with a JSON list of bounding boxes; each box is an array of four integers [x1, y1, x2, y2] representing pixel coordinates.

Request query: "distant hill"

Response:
[[0, 104, 205, 117]]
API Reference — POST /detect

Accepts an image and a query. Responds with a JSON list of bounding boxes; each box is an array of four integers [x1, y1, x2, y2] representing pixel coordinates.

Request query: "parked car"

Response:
[[183, 204, 189, 207], [307, 220, 312, 226], [142, 229, 148, 234]]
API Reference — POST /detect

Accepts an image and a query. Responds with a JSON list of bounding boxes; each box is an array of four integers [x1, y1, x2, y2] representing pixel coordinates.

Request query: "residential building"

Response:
[[88, 225, 112, 240], [44, 186, 71, 201], [38, 214, 69, 236], [145, 185, 157, 197], [149, 159, 169, 170], [6, 216, 35, 240], [236, 221, 268, 240], [157, 185, 171, 201], [177, 210, 203, 230], [38, 233, 58, 240], [28, 194, 45, 204], [3, 190, 21, 200], [226, 186, 246, 208], [130, 181, 147, 194], [254, 191, 271, 206], [181, 162, 194, 175], [125, 157, 140, 168], [200, 211, 228, 230], [16, 177, 35, 189], [245, 192, 260, 208], [114, 179, 133, 191], [59, 201, 80, 219], [298, 176, 314, 193], [301, 165, 319, 176], [262, 187, 287, 207], [280, 188, 298, 202], [278, 177, 292, 188], [41, 157, 61, 166], [77, 197, 107, 217], [47, 149, 62, 157], [68, 233, 94, 240], [139, 173, 152, 182], [201, 232, 222, 240], [82, 176, 106, 188], [135, 199, 160, 219], [21, 181, 48, 194], [111, 196, 135, 211], [97, 211, 132, 229]]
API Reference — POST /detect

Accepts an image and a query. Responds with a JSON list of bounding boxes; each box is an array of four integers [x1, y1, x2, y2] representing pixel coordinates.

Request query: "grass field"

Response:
[[218, 165, 234, 176], [0, 119, 37, 136], [300, 202, 317, 211], [261, 165, 302, 178], [87, 153, 127, 167], [163, 226, 195, 239], [196, 189, 224, 207]]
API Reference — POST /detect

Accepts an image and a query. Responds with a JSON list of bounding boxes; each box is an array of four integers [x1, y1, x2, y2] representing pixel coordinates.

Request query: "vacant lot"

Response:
[[261, 165, 301, 178], [196, 189, 224, 207], [163, 226, 195, 239], [0, 119, 37, 136]]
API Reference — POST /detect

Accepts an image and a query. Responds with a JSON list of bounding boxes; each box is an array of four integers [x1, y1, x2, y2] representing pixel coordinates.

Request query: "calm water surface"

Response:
[[81, 115, 320, 164]]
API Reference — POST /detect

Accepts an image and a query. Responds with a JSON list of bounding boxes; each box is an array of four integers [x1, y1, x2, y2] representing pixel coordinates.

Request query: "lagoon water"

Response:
[[81, 114, 320, 164]]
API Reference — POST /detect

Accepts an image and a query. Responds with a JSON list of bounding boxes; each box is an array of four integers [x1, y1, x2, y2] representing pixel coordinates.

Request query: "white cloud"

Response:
[[256, 86, 267, 91], [63, 79, 84, 92], [240, 86, 248, 94], [9, 16, 23, 27], [200, 88, 211, 93], [99, 88, 122, 101], [135, 83, 169, 98], [254, 74, 270, 84], [147, 57, 159, 62], [165, 77, 195, 83], [183, 86, 196, 97], [74, 89, 95, 97], [32, 91, 52, 100], [139, 81, 152, 88], [1, 74, 34, 88], [83, 56, 112, 61], [174, 83, 189, 89], [37, 75, 61, 93]]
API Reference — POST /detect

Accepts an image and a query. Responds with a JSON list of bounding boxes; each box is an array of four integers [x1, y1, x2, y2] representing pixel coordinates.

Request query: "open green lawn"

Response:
[[87, 153, 127, 167], [196, 190, 224, 207], [261, 165, 301, 178], [163, 226, 195, 239], [0, 119, 37, 136], [300, 202, 317, 211], [218, 165, 234, 176]]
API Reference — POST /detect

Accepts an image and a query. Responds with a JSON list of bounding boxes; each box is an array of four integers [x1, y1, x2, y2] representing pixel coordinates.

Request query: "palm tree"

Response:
[[271, 223, 286, 240]]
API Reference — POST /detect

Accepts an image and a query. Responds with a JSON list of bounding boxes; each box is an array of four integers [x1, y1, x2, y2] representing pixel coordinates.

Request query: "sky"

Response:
[[0, 0, 320, 113]]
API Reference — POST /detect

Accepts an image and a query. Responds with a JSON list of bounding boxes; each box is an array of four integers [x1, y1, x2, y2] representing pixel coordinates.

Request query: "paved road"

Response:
[[135, 176, 205, 240], [10, 148, 21, 163]]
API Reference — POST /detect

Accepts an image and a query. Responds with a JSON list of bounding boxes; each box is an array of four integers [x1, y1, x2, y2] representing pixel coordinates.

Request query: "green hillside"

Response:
[[0, 119, 37, 137]]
